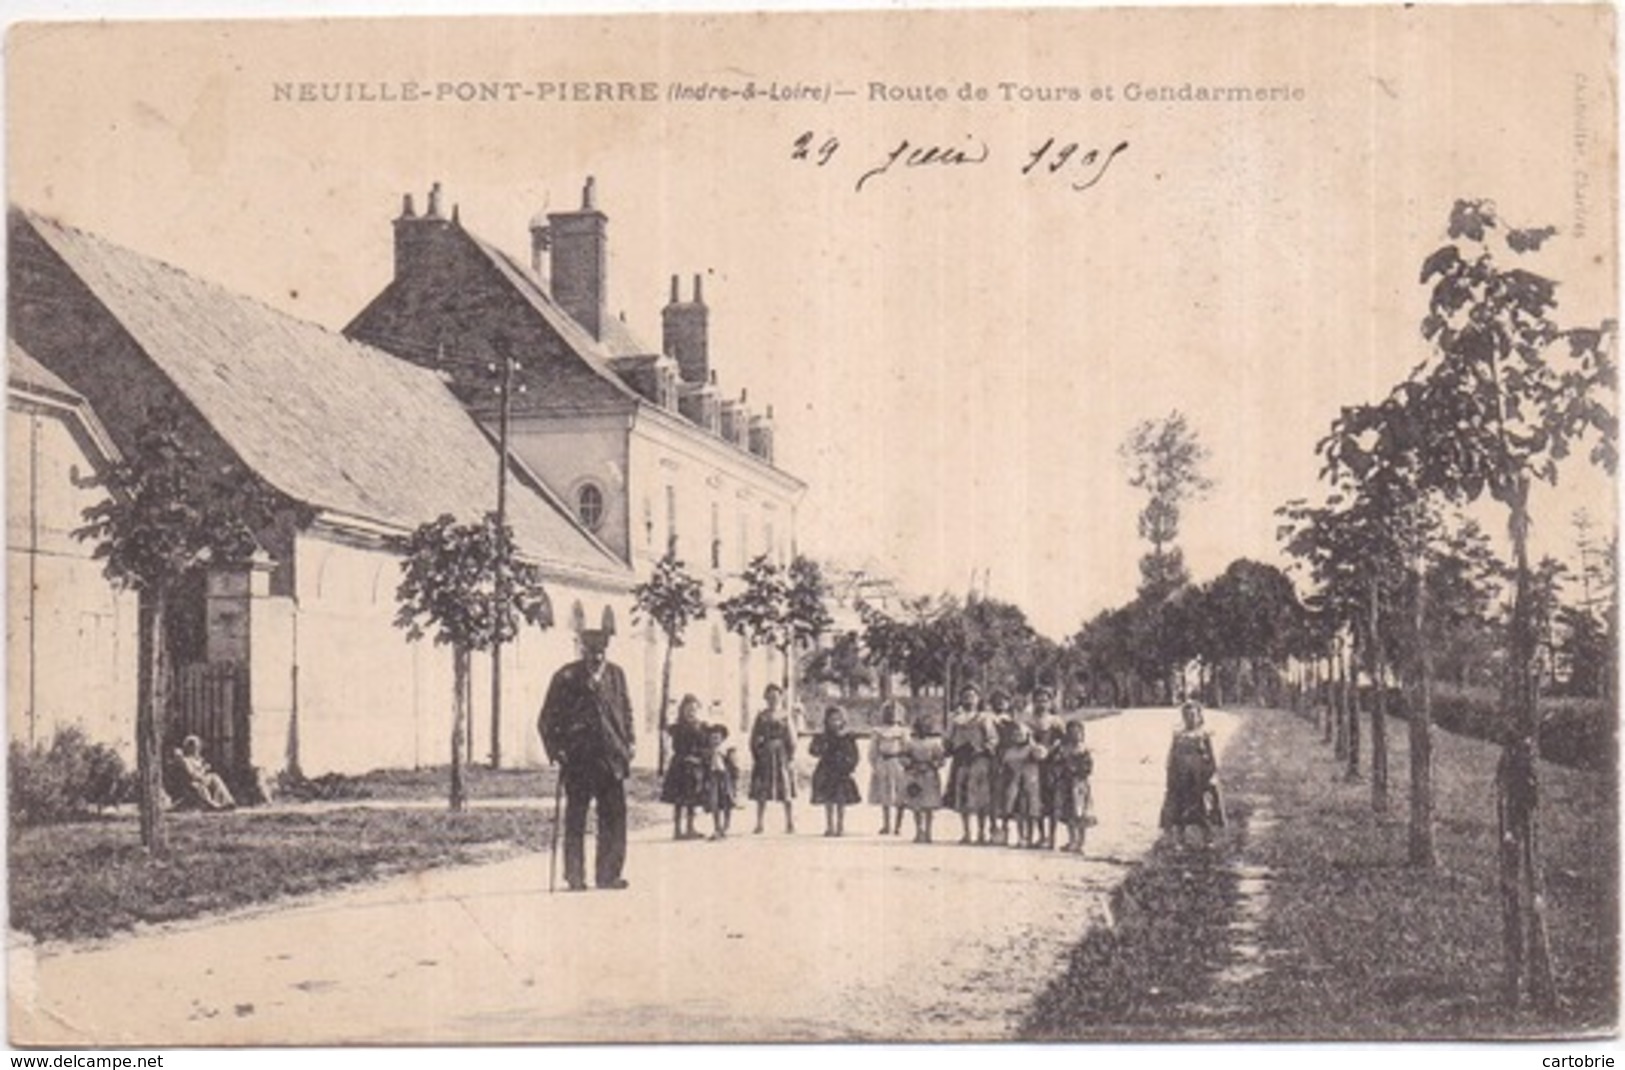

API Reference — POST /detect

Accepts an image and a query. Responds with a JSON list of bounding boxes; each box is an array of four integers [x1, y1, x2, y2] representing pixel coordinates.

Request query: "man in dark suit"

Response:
[[537, 629, 636, 891]]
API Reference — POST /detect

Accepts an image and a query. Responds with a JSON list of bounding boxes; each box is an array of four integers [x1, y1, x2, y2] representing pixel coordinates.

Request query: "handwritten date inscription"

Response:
[[792, 131, 1130, 194]]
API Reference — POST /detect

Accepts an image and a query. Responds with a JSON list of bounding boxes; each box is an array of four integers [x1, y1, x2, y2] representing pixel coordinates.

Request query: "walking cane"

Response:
[[548, 767, 564, 894]]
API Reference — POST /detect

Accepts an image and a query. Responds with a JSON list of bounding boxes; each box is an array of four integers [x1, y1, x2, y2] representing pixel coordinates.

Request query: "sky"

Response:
[[5, 5, 1617, 638]]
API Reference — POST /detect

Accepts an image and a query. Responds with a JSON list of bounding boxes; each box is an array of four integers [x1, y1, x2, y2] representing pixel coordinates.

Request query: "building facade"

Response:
[[347, 179, 806, 733], [6, 342, 138, 758], [8, 208, 634, 780]]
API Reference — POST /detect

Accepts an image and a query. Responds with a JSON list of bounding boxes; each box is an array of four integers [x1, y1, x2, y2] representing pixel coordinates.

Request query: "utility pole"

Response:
[[490, 343, 516, 769]]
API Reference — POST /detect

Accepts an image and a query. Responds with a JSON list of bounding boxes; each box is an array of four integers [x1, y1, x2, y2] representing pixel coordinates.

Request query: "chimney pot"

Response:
[[582, 176, 597, 210], [451, 203, 461, 225], [401, 193, 416, 218], [427, 182, 444, 219], [670, 275, 680, 304], [530, 222, 552, 280], [693, 273, 704, 304]]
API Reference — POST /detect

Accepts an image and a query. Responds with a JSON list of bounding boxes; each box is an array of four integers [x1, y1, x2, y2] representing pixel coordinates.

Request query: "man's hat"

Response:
[[580, 628, 610, 650]]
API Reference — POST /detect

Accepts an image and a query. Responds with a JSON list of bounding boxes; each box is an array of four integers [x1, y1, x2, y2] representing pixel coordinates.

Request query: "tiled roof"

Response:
[[20, 212, 629, 585], [596, 311, 658, 360], [466, 236, 647, 405]]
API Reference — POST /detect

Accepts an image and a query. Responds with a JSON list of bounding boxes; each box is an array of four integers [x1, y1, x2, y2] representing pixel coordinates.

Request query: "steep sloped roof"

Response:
[[21, 212, 629, 585], [464, 234, 646, 395], [8, 339, 78, 399]]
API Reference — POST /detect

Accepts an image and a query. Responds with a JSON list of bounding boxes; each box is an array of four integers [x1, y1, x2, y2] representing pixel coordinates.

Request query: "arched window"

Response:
[[576, 482, 604, 532]]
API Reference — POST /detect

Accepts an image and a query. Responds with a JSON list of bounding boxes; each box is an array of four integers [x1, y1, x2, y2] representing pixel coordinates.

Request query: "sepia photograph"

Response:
[[2, 2, 1618, 1053]]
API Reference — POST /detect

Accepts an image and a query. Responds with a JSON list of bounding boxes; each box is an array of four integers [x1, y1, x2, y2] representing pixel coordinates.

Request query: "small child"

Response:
[[660, 695, 709, 840], [1050, 719, 1096, 854], [999, 718, 1047, 848], [748, 683, 797, 834], [702, 722, 739, 840], [988, 691, 1018, 846], [809, 706, 861, 836], [901, 715, 946, 843], [868, 700, 910, 835], [1029, 687, 1067, 849]]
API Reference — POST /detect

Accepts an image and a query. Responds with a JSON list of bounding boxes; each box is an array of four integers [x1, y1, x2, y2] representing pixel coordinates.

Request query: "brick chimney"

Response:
[[678, 369, 721, 433], [748, 405, 776, 464], [392, 182, 456, 279], [719, 389, 749, 446], [529, 211, 552, 287], [662, 273, 709, 385], [547, 176, 608, 341]]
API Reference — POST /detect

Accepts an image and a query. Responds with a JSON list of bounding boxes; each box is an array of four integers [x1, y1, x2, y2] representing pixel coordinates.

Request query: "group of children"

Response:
[[658, 681, 1098, 853]]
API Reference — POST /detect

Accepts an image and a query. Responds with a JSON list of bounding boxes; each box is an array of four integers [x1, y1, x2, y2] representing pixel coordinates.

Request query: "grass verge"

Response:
[[1021, 705, 1617, 1040], [10, 768, 667, 944]]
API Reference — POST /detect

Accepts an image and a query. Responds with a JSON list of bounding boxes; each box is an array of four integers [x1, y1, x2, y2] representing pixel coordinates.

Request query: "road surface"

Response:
[[9, 707, 1236, 1044]]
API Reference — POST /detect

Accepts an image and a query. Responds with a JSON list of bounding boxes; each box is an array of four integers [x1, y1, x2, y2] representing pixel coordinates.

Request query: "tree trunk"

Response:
[[136, 589, 171, 857], [658, 635, 675, 776], [1499, 478, 1557, 1009], [1409, 550, 1437, 868], [1322, 654, 1335, 743], [1344, 637, 1360, 779], [490, 638, 503, 770], [1332, 640, 1348, 760], [450, 645, 468, 812], [1367, 583, 1389, 811]]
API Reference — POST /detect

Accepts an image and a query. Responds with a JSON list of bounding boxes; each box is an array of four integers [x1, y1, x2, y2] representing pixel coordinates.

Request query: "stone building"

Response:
[[8, 208, 632, 780], [347, 179, 806, 732], [7, 341, 138, 757]]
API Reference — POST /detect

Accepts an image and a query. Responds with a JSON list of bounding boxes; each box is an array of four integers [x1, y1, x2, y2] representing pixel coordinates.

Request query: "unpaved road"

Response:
[[10, 707, 1236, 1044]]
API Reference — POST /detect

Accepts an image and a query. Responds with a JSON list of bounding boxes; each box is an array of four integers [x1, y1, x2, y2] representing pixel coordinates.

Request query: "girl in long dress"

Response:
[[988, 691, 1019, 845], [1029, 686, 1067, 849], [901, 715, 947, 843], [945, 684, 997, 845], [868, 700, 910, 835], [1160, 701, 1222, 847], [748, 683, 797, 834], [809, 706, 862, 836], [999, 717, 1048, 848], [1049, 718, 1096, 854], [660, 694, 710, 840]]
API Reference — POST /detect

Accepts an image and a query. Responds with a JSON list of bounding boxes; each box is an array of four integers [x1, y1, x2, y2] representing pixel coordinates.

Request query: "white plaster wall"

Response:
[[6, 405, 137, 758], [289, 532, 645, 775]]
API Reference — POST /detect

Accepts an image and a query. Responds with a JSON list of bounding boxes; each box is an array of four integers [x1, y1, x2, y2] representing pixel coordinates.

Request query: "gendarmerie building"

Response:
[[347, 178, 806, 735]]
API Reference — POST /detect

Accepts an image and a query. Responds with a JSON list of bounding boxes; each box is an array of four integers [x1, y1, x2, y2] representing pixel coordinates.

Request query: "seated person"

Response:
[[169, 735, 237, 811]]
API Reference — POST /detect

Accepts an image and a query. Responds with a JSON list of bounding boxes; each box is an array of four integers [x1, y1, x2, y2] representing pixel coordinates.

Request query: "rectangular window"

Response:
[[665, 485, 678, 554], [710, 501, 721, 570]]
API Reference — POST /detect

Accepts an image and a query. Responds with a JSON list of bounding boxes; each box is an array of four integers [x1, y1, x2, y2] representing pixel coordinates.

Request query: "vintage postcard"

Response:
[[4, 4, 1618, 1053]]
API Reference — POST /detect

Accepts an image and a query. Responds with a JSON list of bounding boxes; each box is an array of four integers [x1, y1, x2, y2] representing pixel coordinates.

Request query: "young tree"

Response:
[[631, 549, 707, 775], [1337, 200, 1616, 1008], [76, 405, 291, 855], [720, 554, 832, 701], [720, 553, 791, 676], [393, 513, 552, 811], [785, 555, 835, 685], [1279, 489, 1400, 788], [1120, 411, 1214, 600], [802, 631, 875, 698]]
